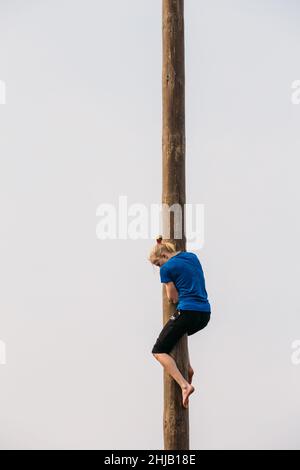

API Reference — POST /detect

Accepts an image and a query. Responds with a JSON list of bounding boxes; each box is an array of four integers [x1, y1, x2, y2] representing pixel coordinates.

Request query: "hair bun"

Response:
[[156, 235, 163, 244]]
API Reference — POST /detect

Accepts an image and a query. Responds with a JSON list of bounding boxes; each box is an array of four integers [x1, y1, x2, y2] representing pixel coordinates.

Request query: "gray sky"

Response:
[[0, 0, 300, 450]]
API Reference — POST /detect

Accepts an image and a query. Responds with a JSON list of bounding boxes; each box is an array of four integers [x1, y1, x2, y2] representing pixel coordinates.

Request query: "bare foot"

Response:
[[182, 384, 195, 408], [188, 366, 194, 384]]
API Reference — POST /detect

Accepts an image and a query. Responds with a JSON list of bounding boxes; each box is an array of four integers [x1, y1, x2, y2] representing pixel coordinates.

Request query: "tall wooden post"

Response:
[[162, 0, 189, 450]]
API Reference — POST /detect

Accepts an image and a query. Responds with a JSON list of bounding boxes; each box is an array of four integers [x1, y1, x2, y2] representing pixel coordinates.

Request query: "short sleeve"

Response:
[[160, 264, 173, 283]]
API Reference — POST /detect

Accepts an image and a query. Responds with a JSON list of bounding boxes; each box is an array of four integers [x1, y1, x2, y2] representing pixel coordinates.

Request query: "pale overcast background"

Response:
[[0, 0, 300, 450]]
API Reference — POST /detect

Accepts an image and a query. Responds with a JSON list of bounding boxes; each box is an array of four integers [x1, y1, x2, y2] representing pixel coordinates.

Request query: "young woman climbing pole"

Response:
[[148, 235, 211, 409]]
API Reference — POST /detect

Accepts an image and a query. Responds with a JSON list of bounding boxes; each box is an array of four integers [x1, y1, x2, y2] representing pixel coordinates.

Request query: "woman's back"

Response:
[[160, 251, 211, 312]]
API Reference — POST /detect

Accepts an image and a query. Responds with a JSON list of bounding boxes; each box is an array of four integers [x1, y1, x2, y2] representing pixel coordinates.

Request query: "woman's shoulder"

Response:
[[184, 251, 202, 265], [184, 251, 198, 258], [172, 251, 199, 263]]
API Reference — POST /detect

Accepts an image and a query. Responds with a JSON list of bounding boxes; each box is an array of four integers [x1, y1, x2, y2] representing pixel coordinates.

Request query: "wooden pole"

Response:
[[162, 0, 189, 450]]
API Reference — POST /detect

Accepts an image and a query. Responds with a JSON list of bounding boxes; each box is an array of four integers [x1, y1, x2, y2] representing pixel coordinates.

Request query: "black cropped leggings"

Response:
[[151, 309, 211, 354]]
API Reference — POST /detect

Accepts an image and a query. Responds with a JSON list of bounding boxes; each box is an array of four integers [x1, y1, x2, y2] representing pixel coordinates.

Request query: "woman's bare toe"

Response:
[[182, 384, 195, 408]]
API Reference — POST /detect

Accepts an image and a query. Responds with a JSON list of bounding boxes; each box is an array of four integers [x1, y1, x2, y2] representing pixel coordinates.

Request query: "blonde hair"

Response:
[[148, 235, 177, 265]]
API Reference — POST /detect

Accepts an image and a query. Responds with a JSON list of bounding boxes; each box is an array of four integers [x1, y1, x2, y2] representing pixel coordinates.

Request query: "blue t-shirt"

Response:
[[160, 251, 211, 312]]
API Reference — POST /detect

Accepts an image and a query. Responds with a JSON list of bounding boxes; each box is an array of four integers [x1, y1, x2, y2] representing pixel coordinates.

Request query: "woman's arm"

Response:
[[164, 282, 179, 304]]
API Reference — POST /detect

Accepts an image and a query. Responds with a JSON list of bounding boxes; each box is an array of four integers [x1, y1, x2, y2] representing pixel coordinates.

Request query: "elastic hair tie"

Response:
[[156, 235, 163, 244]]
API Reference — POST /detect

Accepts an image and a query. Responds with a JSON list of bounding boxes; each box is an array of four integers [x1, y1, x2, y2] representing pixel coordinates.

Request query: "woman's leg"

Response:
[[153, 352, 194, 408], [187, 348, 194, 384], [186, 311, 211, 383]]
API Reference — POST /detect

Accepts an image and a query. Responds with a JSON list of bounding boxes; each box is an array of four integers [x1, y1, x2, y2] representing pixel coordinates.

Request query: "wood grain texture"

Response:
[[162, 0, 189, 450]]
